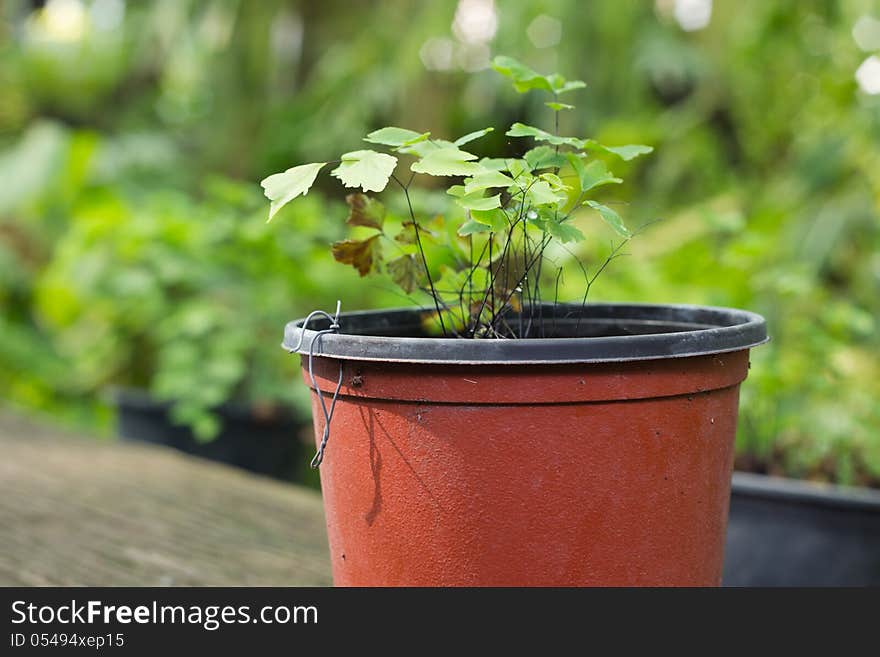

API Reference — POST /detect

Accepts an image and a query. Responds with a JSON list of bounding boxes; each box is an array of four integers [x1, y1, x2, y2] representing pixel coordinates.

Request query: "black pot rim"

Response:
[[282, 302, 768, 365], [732, 472, 880, 512]]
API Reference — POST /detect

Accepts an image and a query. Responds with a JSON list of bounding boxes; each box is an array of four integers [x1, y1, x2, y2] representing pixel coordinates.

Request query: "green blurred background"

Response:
[[1, 0, 878, 486]]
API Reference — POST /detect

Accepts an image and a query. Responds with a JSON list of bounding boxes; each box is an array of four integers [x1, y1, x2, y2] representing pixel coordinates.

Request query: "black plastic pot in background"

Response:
[[724, 472, 880, 586], [114, 388, 310, 484]]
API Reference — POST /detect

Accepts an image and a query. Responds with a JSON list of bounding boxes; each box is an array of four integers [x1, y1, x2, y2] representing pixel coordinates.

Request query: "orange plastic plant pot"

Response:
[[285, 303, 767, 587]]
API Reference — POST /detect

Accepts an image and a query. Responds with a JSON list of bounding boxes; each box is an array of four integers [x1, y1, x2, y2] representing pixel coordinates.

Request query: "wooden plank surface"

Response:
[[0, 414, 332, 586]]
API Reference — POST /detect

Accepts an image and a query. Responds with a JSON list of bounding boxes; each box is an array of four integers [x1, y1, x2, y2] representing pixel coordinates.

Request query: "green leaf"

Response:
[[506, 159, 530, 179], [364, 127, 430, 148], [566, 155, 623, 193], [387, 254, 423, 294], [470, 208, 509, 232], [546, 221, 585, 243], [526, 207, 582, 242], [398, 138, 457, 158], [260, 162, 326, 222], [455, 191, 501, 211], [545, 102, 575, 111], [458, 219, 492, 236], [453, 127, 494, 147], [555, 80, 587, 95], [395, 221, 418, 245], [525, 146, 567, 170], [492, 55, 554, 93], [331, 235, 383, 276], [331, 150, 398, 192], [565, 153, 587, 191], [581, 161, 623, 192], [583, 141, 654, 161], [463, 170, 514, 194], [540, 172, 571, 191], [411, 147, 483, 176], [506, 123, 584, 148], [479, 157, 509, 171], [585, 200, 630, 236], [527, 180, 566, 207], [492, 56, 586, 95], [344, 193, 385, 230]]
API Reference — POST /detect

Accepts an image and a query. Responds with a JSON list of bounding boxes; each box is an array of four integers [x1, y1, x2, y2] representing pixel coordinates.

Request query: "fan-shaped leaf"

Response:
[[525, 146, 567, 171], [331, 235, 383, 276], [545, 102, 575, 111], [479, 157, 509, 171], [539, 172, 571, 191], [331, 150, 397, 192], [492, 56, 586, 96], [464, 170, 514, 194], [455, 191, 501, 211], [527, 180, 566, 207], [492, 56, 553, 93], [364, 127, 430, 148], [566, 155, 623, 193], [506, 123, 584, 149], [260, 162, 326, 222], [470, 208, 509, 232], [458, 219, 492, 236], [546, 221, 585, 243], [387, 254, 423, 294], [585, 200, 630, 236], [454, 127, 494, 147], [554, 80, 587, 95], [411, 147, 483, 176], [583, 140, 653, 161]]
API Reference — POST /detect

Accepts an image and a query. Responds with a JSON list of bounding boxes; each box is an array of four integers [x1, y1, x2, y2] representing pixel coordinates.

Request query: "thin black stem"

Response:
[[491, 231, 552, 334], [458, 237, 490, 323], [553, 92, 560, 161], [524, 228, 533, 338], [469, 220, 517, 337], [518, 224, 525, 339], [534, 244, 545, 336], [552, 267, 564, 337], [575, 237, 631, 335], [391, 173, 447, 337]]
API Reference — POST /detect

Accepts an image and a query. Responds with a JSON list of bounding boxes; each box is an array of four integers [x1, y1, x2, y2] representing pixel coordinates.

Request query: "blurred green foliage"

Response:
[[0, 0, 878, 484]]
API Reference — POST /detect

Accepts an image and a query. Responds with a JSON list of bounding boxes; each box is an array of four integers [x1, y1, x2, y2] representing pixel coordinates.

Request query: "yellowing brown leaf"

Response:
[[387, 254, 424, 294], [345, 193, 385, 230], [331, 235, 383, 276]]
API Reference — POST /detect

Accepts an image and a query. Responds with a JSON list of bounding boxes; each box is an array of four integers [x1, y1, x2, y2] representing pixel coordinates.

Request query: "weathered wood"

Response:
[[0, 414, 332, 586]]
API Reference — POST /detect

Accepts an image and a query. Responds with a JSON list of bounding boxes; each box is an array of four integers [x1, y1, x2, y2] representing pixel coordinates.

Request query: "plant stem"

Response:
[[391, 174, 447, 337]]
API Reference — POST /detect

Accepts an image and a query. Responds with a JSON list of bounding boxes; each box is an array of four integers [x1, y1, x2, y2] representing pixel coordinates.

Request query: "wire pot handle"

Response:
[[289, 301, 343, 468]]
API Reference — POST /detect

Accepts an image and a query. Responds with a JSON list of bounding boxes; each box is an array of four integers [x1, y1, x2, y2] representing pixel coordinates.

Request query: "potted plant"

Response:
[[262, 57, 767, 586]]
